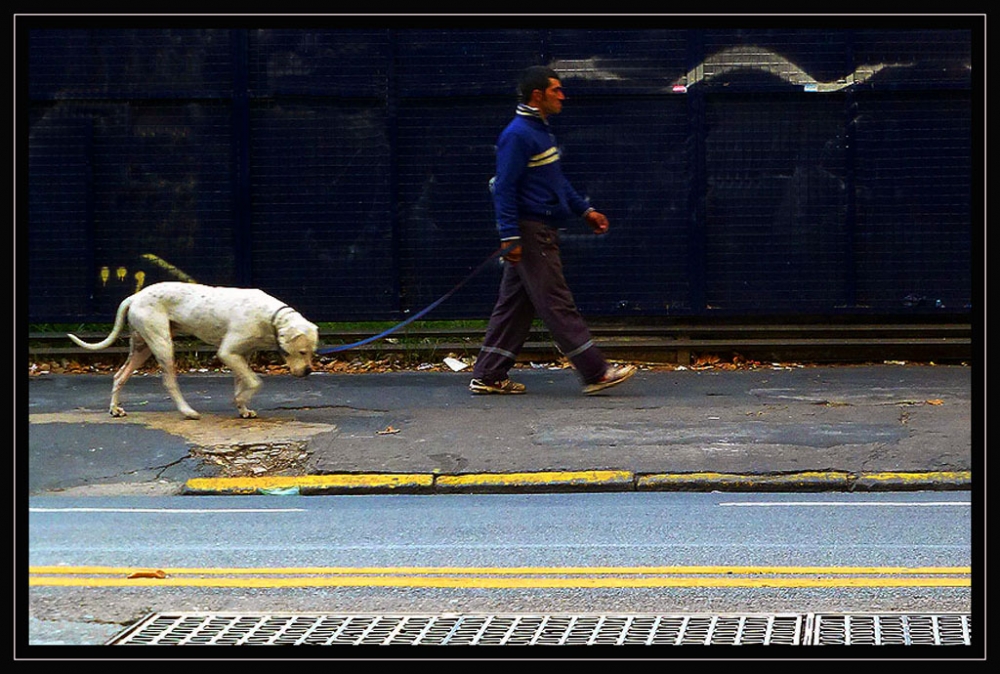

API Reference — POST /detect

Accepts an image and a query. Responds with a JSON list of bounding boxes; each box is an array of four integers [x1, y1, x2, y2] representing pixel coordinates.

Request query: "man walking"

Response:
[[470, 65, 636, 395]]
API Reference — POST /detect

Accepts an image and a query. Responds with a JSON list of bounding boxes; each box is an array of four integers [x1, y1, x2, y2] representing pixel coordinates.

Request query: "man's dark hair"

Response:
[[518, 65, 559, 102]]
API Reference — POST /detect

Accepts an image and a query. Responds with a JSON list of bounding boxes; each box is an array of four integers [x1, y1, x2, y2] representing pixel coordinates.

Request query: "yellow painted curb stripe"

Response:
[[436, 470, 632, 488], [184, 474, 433, 494], [639, 471, 971, 488], [639, 471, 851, 485], [30, 565, 971, 576], [182, 471, 971, 494], [859, 471, 971, 483], [29, 576, 970, 589]]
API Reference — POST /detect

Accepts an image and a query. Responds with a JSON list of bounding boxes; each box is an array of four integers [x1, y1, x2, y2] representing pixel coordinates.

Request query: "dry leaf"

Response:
[[126, 569, 167, 579]]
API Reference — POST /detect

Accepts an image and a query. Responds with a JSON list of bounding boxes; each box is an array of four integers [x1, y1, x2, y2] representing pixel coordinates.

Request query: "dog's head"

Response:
[[276, 317, 319, 377]]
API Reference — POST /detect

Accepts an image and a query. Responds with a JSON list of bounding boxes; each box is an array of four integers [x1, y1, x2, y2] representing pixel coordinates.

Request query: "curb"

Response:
[[182, 470, 971, 496]]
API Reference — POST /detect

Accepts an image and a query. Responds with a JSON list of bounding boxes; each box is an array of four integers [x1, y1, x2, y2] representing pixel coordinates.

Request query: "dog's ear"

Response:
[[279, 324, 318, 348]]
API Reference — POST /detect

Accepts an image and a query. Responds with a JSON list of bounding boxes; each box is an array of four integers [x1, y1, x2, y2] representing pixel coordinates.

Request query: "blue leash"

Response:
[[316, 241, 516, 355]]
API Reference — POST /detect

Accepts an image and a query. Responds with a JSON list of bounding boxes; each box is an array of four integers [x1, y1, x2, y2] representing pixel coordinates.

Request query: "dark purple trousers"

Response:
[[473, 220, 608, 385]]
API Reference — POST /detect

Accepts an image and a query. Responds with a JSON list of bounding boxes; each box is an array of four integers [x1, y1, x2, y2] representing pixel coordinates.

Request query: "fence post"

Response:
[[686, 29, 707, 313], [843, 30, 859, 309], [231, 28, 252, 287]]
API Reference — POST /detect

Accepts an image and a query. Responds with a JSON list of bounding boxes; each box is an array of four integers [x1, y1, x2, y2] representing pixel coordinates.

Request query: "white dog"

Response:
[[68, 282, 319, 420]]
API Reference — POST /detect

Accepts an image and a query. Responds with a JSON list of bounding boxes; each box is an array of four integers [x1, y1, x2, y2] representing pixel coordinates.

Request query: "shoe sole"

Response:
[[583, 367, 636, 395], [469, 382, 526, 395], [470, 388, 526, 395]]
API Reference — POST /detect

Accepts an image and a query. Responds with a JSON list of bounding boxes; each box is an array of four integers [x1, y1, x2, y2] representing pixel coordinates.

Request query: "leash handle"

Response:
[[316, 241, 516, 355]]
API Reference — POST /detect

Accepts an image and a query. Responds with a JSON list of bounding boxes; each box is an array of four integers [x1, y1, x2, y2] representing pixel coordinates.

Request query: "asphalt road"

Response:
[[25, 491, 974, 648]]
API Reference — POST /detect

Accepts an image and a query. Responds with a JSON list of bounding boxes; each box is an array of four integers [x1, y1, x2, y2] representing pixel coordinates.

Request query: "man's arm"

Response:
[[493, 130, 530, 262], [493, 132, 528, 239]]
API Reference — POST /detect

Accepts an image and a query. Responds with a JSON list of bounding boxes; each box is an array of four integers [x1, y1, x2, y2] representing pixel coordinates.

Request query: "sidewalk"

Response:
[[26, 363, 973, 496]]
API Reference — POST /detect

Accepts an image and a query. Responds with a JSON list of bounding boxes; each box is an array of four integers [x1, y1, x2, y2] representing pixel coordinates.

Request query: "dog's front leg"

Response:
[[217, 346, 262, 418]]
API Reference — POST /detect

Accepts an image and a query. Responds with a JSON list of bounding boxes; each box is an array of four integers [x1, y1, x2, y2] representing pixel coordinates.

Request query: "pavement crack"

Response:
[[152, 455, 193, 479], [275, 404, 389, 413]]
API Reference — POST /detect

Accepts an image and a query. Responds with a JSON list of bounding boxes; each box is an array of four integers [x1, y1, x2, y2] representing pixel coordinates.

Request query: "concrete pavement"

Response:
[[25, 363, 974, 496]]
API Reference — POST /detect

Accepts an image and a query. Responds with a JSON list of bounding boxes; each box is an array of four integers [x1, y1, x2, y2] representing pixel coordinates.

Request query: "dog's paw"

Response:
[[239, 409, 258, 419], [110, 406, 127, 418], [181, 408, 201, 420]]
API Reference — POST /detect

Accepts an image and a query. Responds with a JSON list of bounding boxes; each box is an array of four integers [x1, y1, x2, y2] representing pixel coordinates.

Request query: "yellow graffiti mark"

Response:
[[116, 266, 127, 282], [141, 254, 197, 283], [135, 270, 146, 292], [100, 266, 110, 286]]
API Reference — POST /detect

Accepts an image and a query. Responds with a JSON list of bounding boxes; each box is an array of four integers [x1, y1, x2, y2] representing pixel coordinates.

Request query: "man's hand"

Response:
[[585, 210, 609, 234], [502, 239, 522, 264]]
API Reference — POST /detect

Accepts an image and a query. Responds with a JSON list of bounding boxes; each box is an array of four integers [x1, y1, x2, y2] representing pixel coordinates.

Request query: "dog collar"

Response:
[[270, 305, 295, 354]]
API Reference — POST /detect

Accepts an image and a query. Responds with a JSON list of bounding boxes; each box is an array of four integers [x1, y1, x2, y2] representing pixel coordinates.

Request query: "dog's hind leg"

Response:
[[158, 349, 201, 420], [157, 349, 201, 420], [108, 333, 152, 417], [133, 313, 201, 420]]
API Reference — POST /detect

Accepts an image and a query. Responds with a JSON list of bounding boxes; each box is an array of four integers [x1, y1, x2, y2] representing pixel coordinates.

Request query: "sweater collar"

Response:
[[516, 103, 547, 124]]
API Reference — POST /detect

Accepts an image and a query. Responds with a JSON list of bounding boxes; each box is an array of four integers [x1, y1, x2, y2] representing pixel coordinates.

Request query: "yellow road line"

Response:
[[29, 565, 971, 576], [29, 575, 970, 589], [28, 565, 970, 588]]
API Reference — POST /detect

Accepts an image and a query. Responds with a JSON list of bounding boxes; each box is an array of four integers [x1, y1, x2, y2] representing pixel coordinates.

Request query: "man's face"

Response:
[[534, 78, 565, 118]]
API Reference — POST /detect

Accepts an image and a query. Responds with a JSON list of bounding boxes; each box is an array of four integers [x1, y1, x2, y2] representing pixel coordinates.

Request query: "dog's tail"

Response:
[[67, 296, 133, 351]]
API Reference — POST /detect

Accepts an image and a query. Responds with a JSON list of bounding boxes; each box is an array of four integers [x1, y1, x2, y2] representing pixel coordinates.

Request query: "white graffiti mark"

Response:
[[552, 47, 914, 93], [676, 45, 912, 92], [549, 57, 626, 82]]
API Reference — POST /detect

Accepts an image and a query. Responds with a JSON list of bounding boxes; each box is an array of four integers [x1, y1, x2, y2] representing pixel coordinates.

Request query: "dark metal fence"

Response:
[[24, 22, 976, 324]]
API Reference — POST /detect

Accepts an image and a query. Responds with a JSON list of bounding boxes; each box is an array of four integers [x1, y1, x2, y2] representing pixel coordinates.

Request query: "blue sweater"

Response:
[[492, 104, 593, 241]]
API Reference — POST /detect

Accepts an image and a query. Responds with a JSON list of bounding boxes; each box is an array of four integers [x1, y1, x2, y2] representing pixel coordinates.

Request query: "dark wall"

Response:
[[25, 25, 975, 323]]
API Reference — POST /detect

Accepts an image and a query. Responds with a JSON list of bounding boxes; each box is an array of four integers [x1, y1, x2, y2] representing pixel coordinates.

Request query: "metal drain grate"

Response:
[[810, 613, 972, 646], [109, 613, 972, 646]]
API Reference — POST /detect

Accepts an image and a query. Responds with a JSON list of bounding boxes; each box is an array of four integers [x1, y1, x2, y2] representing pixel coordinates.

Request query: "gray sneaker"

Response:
[[582, 364, 636, 395], [469, 378, 527, 395]]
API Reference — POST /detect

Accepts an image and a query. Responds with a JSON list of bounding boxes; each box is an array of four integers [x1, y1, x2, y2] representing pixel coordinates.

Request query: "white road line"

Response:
[[719, 501, 970, 507], [29, 508, 307, 513]]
